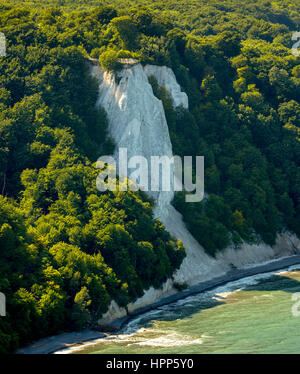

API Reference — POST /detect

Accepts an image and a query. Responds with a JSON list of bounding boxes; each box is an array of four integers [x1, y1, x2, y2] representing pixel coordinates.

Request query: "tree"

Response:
[[214, 31, 241, 57], [92, 6, 117, 24], [111, 16, 140, 50], [99, 49, 122, 72]]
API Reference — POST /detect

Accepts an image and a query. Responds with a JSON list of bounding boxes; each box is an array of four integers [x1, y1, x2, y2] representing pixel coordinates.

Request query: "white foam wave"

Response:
[[128, 331, 203, 347]]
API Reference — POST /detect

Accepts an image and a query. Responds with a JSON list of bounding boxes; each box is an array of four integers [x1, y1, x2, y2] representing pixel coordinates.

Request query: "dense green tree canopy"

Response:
[[0, 0, 299, 352]]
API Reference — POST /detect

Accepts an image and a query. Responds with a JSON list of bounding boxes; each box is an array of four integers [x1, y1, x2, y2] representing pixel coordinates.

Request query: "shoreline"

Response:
[[17, 253, 300, 354]]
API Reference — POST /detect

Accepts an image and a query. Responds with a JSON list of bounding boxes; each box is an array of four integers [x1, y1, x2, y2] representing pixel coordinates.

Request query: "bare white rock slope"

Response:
[[90, 62, 300, 323], [144, 64, 189, 109]]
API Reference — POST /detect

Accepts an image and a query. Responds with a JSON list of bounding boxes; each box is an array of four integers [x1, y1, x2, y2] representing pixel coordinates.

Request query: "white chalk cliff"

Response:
[[144, 65, 189, 109], [90, 62, 300, 324]]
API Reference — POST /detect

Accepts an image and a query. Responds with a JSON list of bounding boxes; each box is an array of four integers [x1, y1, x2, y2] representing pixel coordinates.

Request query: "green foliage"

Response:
[[0, 4, 186, 353], [137, 1, 299, 254], [111, 15, 140, 50], [99, 49, 122, 72], [0, 0, 299, 353]]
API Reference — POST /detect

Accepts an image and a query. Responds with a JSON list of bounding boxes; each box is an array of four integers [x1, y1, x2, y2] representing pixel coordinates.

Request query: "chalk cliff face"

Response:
[[90, 63, 223, 286], [91, 63, 174, 209], [90, 62, 300, 323], [144, 65, 189, 109]]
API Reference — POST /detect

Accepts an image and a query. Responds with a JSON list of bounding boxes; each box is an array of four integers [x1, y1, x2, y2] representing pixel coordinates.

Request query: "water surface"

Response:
[[63, 266, 300, 354]]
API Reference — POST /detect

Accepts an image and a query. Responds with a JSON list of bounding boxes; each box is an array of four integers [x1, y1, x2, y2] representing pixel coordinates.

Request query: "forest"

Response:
[[0, 0, 299, 352]]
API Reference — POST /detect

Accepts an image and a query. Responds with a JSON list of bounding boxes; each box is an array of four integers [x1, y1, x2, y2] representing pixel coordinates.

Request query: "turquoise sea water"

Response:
[[63, 266, 300, 354]]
